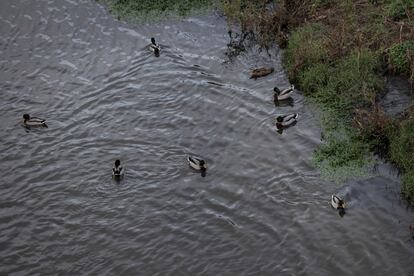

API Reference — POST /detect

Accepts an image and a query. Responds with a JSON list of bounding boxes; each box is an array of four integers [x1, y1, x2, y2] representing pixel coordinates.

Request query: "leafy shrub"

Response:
[[389, 117, 414, 202], [386, 0, 414, 20], [402, 171, 414, 203], [301, 50, 383, 178], [305, 50, 382, 117], [284, 24, 329, 82], [315, 133, 369, 168], [389, 118, 414, 172], [298, 63, 331, 95], [388, 41, 414, 76], [314, 0, 337, 8]]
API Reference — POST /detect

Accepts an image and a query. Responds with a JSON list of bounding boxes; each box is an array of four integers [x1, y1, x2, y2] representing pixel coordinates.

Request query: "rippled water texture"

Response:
[[1, 0, 414, 275]]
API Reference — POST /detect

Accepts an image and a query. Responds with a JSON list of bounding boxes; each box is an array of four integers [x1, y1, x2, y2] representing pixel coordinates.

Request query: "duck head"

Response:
[[23, 114, 30, 121], [115, 159, 121, 168], [151, 37, 156, 45], [276, 116, 283, 123], [273, 87, 281, 95], [276, 123, 283, 130]]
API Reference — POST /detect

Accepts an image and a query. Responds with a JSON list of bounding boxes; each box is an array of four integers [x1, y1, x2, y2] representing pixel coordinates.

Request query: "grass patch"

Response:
[[385, 0, 414, 20], [299, 63, 331, 95], [389, 118, 414, 202], [402, 171, 414, 203], [279, 1, 413, 198], [284, 24, 329, 82], [294, 49, 383, 177], [313, 120, 372, 182], [217, 1, 412, 201], [388, 41, 414, 79], [389, 119, 414, 172], [98, 0, 218, 21]]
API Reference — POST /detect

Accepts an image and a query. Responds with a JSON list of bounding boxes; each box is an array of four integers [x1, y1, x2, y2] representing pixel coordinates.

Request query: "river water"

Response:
[[1, 0, 413, 275]]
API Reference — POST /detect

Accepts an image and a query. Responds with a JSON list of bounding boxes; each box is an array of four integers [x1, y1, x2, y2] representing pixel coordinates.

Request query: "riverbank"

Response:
[[99, 0, 414, 203], [212, 0, 414, 203]]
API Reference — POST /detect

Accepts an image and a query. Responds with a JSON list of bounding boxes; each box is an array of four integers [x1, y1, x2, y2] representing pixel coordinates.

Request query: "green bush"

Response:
[[389, 117, 414, 203], [386, 0, 414, 20], [335, 50, 382, 90], [402, 171, 414, 203], [284, 24, 329, 82], [314, 0, 337, 8], [313, 122, 372, 182], [389, 118, 414, 172], [298, 63, 331, 95], [332, 50, 382, 109], [301, 50, 383, 179], [315, 134, 369, 168], [305, 50, 382, 117], [389, 41, 414, 75]]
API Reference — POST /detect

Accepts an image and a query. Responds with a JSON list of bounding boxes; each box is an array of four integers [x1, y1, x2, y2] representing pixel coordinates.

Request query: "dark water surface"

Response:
[[1, 0, 413, 275]]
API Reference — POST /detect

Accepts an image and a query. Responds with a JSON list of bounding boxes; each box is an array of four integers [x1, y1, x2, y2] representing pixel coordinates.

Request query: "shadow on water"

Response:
[[276, 120, 297, 135]]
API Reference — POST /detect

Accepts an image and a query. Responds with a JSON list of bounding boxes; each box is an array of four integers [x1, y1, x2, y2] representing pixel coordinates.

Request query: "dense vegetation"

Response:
[[220, 0, 414, 201], [98, 0, 217, 20], [100, 0, 414, 203]]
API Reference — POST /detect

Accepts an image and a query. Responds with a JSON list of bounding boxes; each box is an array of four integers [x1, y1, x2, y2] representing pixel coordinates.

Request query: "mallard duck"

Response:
[[274, 84, 294, 101], [149, 37, 160, 56], [112, 159, 125, 178], [331, 195, 345, 210], [22, 114, 48, 128], [276, 113, 298, 130], [250, 67, 274, 79], [187, 155, 207, 171]]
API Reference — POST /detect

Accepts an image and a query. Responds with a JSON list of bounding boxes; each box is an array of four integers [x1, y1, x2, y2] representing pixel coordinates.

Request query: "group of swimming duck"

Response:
[[22, 112, 207, 179], [250, 67, 298, 131], [251, 67, 345, 215], [22, 37, 345, 215]]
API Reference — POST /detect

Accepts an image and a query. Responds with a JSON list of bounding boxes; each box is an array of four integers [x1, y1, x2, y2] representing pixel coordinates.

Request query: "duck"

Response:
[[22, 114, 48, 128], [274, 84, 294, 101], [331, 195, 345, 210], [276, 113, 298, 130], [187, 155, 207, 171], [112, 159, 125, 178], [149, 37, 160, 56], [250, 67, 274, 79]]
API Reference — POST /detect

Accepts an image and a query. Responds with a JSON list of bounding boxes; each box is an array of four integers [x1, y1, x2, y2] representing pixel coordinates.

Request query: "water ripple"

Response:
[[0, 0, 413, 275]]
